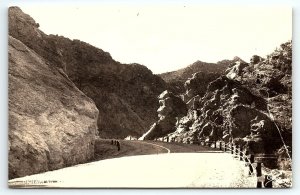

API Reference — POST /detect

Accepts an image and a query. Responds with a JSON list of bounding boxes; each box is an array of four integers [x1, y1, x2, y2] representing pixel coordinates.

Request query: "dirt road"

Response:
[[9, 153, 256, 188], [92, 139, 218, 162], [9, 140, 256, 188]]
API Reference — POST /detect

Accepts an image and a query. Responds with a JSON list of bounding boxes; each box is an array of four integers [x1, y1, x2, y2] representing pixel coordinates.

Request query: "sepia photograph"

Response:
[[7, 2, 292, 189]]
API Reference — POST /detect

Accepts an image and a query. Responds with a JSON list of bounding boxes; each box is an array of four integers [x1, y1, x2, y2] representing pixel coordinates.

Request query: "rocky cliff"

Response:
[[9, 7, 166, 139], [152, 42, 292, 158], [8, 36, 99, 179]]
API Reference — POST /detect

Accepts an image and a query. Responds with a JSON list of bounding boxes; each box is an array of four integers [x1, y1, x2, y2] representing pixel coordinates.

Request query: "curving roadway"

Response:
[[9, 141, 256, 188]]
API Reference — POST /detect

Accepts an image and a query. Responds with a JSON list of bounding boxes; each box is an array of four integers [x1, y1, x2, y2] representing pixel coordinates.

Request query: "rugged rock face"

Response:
[[156, 42, 292, 157], [9, 7, 166, 138], [182, 71, 219, 103], [140, 90, 187, 140], [166, 76, 270, 144], [8, 36, 99, 179], [241, 41, 292, 132]]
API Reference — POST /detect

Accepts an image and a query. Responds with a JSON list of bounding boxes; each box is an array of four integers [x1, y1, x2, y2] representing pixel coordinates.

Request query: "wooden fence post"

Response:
[[239, 145, 243, 161], [235, 145, 239, 157], [244, 150, 249, 166], [249, 154, 254, 175], [219, 141, 222, 150], [256, 162, 263, 188]]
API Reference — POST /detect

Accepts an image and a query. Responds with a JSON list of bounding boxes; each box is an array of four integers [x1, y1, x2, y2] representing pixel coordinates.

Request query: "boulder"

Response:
[[140, 91, 187, 140], [225, 61, 248, 80], [207, 76, 229, 92], [250, 55, 263, 65], [199, 122, 213, 137], [184, 71, 219, 101], [229, 105, 275, 138]]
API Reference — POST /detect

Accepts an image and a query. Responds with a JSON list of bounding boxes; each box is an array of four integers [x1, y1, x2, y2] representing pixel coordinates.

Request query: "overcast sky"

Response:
[[19, 4, 292, 74]]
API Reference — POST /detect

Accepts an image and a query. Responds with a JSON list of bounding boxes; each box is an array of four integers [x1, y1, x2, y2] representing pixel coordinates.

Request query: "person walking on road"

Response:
[[116, 141, 121, 151]]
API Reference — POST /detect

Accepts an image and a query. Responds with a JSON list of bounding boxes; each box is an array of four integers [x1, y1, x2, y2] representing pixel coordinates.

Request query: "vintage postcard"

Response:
[[8, 3, 292, 188]]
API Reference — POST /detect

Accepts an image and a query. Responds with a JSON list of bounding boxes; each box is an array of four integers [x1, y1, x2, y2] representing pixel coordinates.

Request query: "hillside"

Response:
[[159, 58, 243, 94], [9, 7, 166, 139], [142, 42, 292, 169]]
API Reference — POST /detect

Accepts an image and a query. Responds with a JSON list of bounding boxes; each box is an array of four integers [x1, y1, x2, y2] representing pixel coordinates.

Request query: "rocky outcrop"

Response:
[[250, 55, 264, 65], [225, 61, 248, 80], [241, 41, 292, 132], [266, 41, 292, 74], [183, 71, 219, 102], [160, 42, 292, 155], [9, 7, 166, 138], [140, 91, 187, 140], [9, 36, 99, 179], [168, 76, 270, 143]]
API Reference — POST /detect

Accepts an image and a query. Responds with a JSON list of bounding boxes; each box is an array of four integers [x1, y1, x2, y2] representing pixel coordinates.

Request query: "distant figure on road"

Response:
[[116, 141, 121, 151], [111, 140, 114, 145]]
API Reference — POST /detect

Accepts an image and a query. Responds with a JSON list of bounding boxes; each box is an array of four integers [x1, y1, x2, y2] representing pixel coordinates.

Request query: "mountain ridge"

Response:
[[9, 6, 166, 139], [159, 58, 244, 94]]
